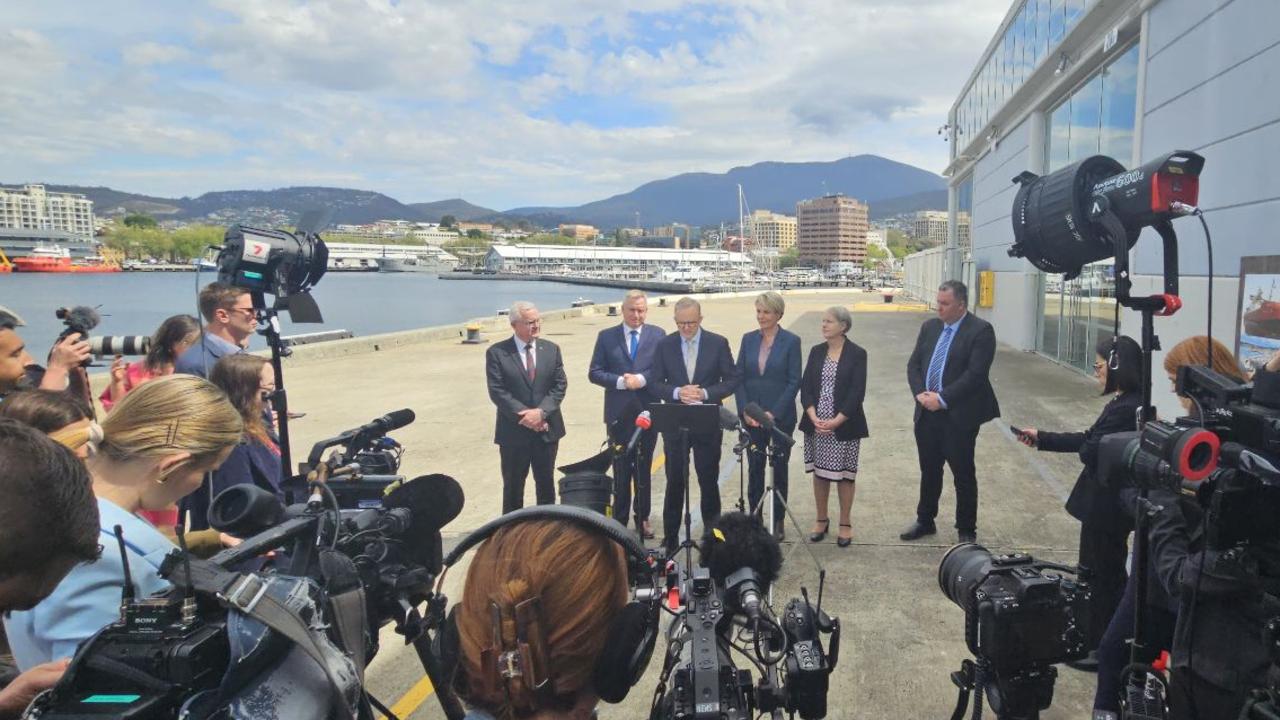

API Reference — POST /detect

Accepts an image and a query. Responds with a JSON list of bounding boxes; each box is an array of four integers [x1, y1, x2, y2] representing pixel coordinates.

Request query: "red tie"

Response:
[[525, 343, 536, 381]]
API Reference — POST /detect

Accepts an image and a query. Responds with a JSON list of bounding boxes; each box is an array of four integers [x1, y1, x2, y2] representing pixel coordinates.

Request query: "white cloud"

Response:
[[1, 0, 1012, 208]]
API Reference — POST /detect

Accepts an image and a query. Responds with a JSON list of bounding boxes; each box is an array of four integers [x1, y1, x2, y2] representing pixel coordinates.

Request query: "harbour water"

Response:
[[1, 272, 621, 359]]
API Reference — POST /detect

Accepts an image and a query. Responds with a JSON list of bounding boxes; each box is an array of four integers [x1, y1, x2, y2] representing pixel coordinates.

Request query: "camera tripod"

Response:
[[949, 657, 1056, 720], [745, 430, 826, 601]]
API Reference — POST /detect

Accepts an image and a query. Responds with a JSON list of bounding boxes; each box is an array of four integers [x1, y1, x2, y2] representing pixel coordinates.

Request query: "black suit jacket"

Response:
[[587, 323, 666, 425], [650, 329, 741, 410], [486, 337, 568, 445], [1038, 392, 1142, 529], [798, 339, 870, 441], [907, 313, 1000, 430]]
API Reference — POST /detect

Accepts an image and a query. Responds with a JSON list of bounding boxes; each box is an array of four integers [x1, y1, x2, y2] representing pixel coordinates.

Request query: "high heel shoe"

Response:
[[837, 524, 853, 548], [808, 519, 830, 543]]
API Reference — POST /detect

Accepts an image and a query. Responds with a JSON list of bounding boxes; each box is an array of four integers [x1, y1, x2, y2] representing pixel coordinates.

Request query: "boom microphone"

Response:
[[624, 410, 652, 455], [56, 306, 101, 335], [744, 402, 796, 448], [361, 408, 416, 436]]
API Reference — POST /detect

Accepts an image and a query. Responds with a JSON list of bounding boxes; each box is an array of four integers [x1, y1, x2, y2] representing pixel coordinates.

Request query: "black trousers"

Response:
[[913, 412, 979, 532], [499, 438, 558, 513], [662, 431, 722, 551], [1079, 518, 1129, 650], [746, 424, 792, 533], [610, 421, 657, 528], [1169, 668, 1248, 720]]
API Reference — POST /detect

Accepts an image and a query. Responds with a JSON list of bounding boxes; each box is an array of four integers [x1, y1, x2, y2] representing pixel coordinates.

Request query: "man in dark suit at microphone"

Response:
[[486, 301, 568, 513], [588, 290, 666, 537], [901, 280, 1000, 544], [650, 297, 741, 554]]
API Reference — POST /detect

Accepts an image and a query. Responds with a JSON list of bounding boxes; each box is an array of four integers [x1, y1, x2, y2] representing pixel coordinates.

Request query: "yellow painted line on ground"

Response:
[[651, 453, 665, 473], [378, 675, 434, 720]]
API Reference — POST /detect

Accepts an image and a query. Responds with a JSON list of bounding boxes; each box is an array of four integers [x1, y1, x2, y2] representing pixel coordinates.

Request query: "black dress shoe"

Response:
[[1066, 651, 1099, 672], [899, 521, 937, 541], [773, 529, 786, 543], [836, 523, 853, 548], [958, 530, 977, 544], [808, 519, 830, 543]]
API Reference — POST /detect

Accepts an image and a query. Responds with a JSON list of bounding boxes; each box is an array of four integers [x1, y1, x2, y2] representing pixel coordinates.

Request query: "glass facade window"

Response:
[[1045, 43, 1141, 171], [952, 0, 1092, 158]]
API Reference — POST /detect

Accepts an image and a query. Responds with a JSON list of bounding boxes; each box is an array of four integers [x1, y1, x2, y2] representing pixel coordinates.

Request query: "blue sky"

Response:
[[1, 0, 1010, 209]]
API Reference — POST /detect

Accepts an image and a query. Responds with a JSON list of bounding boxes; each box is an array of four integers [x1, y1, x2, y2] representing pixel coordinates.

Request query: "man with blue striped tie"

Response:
[[900, 280, 1000, 544]]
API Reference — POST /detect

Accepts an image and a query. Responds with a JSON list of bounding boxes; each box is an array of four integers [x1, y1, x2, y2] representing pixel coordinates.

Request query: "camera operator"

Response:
[[451, 519, 629, 720], [0, 420, 100, 720], [0, 307, 90, 403], [1142, 347, 1280, 718], [2, 375, 243, 669], [1017, 335, 1143, 670]]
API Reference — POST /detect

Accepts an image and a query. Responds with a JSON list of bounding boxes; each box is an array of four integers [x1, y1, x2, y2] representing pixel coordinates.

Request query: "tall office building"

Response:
[[746, 210, 797, 251], [796, 195, 868, 266], [912, 211, 950, 248]]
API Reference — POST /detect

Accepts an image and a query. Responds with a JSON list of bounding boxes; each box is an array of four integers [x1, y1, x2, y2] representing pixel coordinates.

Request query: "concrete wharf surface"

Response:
[[274, 289, 1111, 719]]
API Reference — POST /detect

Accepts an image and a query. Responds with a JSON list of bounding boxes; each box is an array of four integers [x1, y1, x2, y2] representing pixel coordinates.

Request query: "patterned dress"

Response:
[[803, 357, 861, 482]]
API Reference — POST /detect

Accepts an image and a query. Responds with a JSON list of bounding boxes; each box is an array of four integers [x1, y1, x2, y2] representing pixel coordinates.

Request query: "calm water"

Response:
[[1, 272, 622, 360]]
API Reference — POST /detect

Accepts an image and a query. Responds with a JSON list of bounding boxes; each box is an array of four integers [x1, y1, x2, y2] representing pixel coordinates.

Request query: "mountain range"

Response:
[[18, 155, 946, 230]]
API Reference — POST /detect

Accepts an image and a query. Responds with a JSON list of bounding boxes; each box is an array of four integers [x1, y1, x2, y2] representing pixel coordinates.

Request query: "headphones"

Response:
[[434, 505, 660, 707]]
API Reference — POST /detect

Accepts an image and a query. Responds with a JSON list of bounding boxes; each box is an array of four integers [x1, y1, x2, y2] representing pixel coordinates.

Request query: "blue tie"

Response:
[[926, 326, 954, 393], [629, 330, 638, 361]]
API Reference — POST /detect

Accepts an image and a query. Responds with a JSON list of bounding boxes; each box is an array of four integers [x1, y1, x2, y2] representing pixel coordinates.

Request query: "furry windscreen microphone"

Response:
[[58, 306, 101, 334], [384, 473, 465, 572], [699, 511, 783, 589]]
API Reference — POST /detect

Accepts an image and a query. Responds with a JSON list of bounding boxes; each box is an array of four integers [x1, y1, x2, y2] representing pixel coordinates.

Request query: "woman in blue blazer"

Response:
[[735, 291, 802, 540]]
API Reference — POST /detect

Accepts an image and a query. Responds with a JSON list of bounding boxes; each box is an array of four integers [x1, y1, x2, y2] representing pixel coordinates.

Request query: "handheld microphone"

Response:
[[625, 411, 652, 455], [719, 405, 742, 432], [743, 402, 796, 448]]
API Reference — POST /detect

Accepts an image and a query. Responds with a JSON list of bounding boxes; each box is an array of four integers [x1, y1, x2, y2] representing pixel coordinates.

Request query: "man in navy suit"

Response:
[[589, 290, 666, 537], [650, 297, 741, 553]]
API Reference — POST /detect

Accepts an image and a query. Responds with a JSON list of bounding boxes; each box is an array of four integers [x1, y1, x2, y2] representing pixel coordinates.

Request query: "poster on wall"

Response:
[[1236, 255, 1280, 373]]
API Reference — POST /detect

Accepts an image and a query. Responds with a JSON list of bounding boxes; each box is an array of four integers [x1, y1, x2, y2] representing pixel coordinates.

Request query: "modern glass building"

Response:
[[917, 0, 1280, 417]]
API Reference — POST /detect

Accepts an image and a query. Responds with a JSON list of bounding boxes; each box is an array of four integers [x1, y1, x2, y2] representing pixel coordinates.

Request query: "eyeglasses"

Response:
[[675, 320, 700, 327], [229, 306, 256, 317], [1092, 362, 1105, 373]]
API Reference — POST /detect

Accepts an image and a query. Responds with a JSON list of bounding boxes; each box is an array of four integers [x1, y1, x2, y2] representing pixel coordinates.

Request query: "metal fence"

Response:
[[903, 246, 947, 307]]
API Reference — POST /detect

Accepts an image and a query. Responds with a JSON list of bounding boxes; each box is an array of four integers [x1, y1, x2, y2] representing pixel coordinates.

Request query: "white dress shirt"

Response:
[[616, 323, 649, 390]]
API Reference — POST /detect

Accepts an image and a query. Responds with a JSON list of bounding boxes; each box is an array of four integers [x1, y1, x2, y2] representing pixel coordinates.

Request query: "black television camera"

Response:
[[290, 408, 416, 508], [651, 513, 840, 720], [23, 415, 464, 720], [938, 544, 1090, 720]]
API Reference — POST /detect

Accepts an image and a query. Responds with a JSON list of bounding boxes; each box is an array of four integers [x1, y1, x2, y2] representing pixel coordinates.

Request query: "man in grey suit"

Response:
[[486, 301, 568, 513]]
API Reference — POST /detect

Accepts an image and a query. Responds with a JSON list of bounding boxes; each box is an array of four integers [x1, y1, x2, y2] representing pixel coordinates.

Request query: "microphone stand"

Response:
[[749, 429, 825, 605]]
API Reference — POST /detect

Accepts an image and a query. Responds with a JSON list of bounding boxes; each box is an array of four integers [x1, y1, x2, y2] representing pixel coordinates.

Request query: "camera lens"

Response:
[[938, 542, 993, 613]]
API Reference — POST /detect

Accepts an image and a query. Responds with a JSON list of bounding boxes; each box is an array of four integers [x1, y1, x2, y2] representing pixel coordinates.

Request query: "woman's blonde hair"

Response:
[[98, 374, 243, 466], [755, 290, 785, 316]]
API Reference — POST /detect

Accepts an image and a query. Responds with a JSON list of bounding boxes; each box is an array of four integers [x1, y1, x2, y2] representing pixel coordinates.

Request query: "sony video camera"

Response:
[[289, 409, 415, 508], [938, 544, 1090, 719], [25, 409, 463, 720], [651, 513, 840, 720]]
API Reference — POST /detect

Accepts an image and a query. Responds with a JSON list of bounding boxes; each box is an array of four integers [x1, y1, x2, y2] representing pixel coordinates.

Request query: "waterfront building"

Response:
[[483, 243, 750, 278], [558, 223, 600, 242], [866, 229, 889, 252], [457, 221, 495, 234], [323, 242, 459, 272], [796, 195, 868, 266], [746, 210, 797, 252], [916, 0, 1280, 418], [911, 211, 950, 248], [0, 185, 95, 240]]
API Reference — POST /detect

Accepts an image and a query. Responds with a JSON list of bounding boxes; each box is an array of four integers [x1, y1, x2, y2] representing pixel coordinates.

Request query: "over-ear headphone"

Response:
[[433, 505, 660, 707]]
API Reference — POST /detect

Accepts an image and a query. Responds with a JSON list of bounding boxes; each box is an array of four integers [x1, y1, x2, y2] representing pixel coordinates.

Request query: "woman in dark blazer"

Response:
[[184, 353, 284, 532], [1016, 335, 1142, 672], [799, 306, 869, 547], [735, 291, 802, 540]]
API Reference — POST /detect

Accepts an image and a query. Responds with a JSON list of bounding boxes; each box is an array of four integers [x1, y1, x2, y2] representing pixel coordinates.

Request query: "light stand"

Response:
[[252, 291, 295, 482]]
